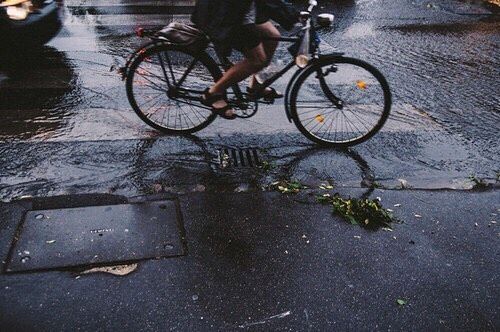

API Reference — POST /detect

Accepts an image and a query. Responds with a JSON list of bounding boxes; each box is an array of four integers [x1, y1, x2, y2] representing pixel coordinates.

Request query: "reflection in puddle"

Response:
[[0, 47, 78, 141]]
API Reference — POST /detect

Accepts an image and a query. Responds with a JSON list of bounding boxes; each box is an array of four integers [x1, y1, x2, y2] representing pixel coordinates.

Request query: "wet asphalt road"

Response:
[[0, 0, 499, 200]]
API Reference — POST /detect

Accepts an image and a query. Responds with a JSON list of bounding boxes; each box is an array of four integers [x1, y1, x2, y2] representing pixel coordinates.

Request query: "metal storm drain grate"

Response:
[[5, 200, 185, 273], [218, 148, 261, 169]]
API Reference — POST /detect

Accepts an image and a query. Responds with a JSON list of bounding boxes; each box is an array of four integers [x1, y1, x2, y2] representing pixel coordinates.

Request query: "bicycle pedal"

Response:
[[261, 98, 275, 105]]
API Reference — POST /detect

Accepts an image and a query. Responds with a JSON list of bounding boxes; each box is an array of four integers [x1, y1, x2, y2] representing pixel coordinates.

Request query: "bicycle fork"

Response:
[[316, 66, 344, 109]]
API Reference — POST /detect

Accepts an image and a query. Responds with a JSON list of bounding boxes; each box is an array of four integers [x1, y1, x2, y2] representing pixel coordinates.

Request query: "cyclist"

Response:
[[192, 0, 299, 119]]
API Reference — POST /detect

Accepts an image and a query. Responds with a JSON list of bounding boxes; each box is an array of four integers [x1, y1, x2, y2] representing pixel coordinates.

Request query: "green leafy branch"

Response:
[[318, 194, 397, 229]]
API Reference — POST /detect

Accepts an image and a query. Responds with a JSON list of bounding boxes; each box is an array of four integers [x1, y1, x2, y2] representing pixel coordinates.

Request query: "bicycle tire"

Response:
[[126, 43, 221, 134], [289, 56, 391, 147]]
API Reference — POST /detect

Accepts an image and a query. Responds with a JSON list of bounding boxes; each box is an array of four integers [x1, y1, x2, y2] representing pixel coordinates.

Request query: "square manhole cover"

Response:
[[5, 200, 185, 273]]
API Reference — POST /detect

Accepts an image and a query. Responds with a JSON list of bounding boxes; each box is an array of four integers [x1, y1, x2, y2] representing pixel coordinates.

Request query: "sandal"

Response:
[[247, 86, 284, 101], [200, 88, 236, 120]]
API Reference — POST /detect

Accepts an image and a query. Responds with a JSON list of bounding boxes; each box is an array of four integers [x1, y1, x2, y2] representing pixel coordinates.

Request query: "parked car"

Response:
[[0, 0, 64, 51]]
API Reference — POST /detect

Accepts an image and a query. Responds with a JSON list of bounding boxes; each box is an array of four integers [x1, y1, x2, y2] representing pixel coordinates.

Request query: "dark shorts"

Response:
[[230, 13, 269, 53]]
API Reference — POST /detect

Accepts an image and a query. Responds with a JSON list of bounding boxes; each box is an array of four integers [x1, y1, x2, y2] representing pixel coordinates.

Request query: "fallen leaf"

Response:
[[46, 240, 56, 244], [80, 263, 138, 276], [394, 204, 401, 207], [414, 214, 422, 218], [397, 299, 407, 306], [356, 80, 367, 90]]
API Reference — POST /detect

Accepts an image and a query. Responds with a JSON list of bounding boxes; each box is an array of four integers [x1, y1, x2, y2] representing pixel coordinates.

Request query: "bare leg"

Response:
[[249, 21, 281, 89], [208, 44, 268, 116]]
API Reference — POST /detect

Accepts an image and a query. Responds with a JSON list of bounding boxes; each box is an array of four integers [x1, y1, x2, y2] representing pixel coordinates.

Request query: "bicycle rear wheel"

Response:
[[126, 44, 221, 134], [290, 56, 391, 147]]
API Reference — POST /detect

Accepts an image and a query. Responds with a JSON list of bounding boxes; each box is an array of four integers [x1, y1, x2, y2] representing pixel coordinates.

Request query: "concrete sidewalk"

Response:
[[0, 189, 498, 330]]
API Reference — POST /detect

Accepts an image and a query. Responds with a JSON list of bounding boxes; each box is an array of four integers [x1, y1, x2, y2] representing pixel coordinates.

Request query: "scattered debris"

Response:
[[234, 183, 251, 192], [397, 299, 407, 306], [394, 204, 401, 207], [192, 295, 199, 301], [193, 184, 206, 192], [272, 180, 306, 194], [318, 194, 397, 229], [414, 214, 422, 218], [45, 240, 56, 244], [468, 175, 489, 190], [397, 179, 411, 189], [238, 311, 291, 328], [259, 160, 276, 172], [319, 183, 334, 190]]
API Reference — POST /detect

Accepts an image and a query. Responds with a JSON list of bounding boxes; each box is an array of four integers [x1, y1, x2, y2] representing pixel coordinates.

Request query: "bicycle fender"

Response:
[[284, 67, 306, 123], [120, 41, 168, 80]]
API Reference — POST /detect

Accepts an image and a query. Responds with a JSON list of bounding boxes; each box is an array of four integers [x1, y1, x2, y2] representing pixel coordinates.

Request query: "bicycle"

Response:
[[122, 0, 391, 147]]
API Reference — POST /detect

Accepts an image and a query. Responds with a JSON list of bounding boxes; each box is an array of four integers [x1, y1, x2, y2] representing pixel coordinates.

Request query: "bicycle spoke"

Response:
[[161, 51, 176, 85], [175, 58, 199, 88]]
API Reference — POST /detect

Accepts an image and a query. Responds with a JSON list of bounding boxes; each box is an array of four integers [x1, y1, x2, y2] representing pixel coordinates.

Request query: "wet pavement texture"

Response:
[[0, 0, 499, 329], [0, 190, 499, 330]]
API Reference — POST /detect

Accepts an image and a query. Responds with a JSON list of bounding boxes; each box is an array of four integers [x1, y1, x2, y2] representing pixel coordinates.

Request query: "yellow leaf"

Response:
[[315, 114, 325, 123], [356, 80, 367, 90]]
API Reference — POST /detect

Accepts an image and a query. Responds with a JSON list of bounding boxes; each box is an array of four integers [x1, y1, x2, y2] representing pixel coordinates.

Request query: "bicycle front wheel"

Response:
[[126, 44, 221, 134], [290, 56, 391, 147]]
